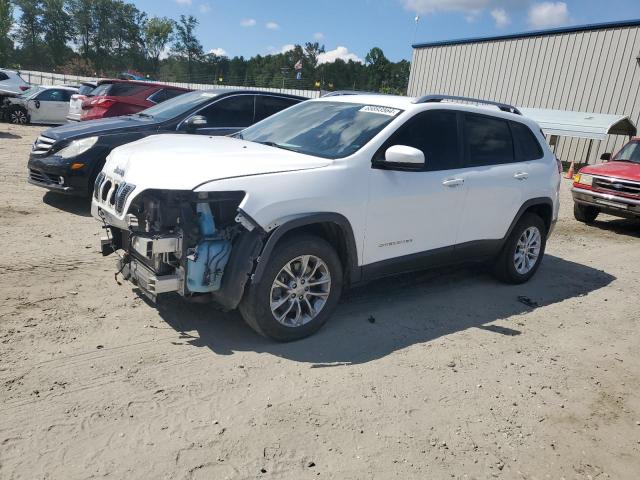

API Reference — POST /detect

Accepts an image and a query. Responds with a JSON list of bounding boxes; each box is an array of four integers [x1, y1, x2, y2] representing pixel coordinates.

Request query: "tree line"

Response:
[[0, 0, 410, 93]]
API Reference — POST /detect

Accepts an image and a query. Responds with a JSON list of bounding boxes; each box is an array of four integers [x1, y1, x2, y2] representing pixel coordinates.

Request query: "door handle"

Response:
[[442, 178, 464, 187], [514, 172, 529, 180]]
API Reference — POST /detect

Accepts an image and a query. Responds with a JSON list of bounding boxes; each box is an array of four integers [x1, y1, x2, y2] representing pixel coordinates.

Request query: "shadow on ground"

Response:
[[0, 132, 21, 139], [152, 254, 615, 365], [43, 192, 91, 217], [589, 217, 640, 238]]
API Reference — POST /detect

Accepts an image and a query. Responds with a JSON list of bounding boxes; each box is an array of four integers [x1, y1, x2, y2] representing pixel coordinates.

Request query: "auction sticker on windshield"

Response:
[[359, 105, 401, 116]]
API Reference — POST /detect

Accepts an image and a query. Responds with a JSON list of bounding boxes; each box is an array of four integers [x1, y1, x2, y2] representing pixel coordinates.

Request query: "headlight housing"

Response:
[[574, 173, 594, 186], [57, 136, 99, 159]]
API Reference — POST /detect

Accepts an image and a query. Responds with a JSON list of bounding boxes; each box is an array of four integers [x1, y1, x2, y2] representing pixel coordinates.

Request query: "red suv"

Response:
[[572, 138, 640, 223], [80, 80, 191, 121]]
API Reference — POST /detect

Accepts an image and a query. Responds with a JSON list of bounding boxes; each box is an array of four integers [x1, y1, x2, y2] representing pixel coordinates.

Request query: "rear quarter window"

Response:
[[0, 72, 9, 81], [511, 121, 544, 161]]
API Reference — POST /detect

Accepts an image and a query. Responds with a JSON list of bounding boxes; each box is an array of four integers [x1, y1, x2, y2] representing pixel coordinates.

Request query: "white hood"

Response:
[[103, 134, 331, 191]]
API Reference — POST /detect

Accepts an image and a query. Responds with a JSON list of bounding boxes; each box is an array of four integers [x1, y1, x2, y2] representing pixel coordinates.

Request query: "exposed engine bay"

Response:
[[99, 189, 264, 307]]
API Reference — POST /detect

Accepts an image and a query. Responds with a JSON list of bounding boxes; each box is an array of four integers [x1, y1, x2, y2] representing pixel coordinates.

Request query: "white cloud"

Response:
[[402, 0, 490, 14], [491, 8, 510, 26], [208, 48, 227, 57], [317, 46, 363, 65], [176, 0, 192, 5], [240, 18, 256, 27], [528, 2, 569, 28], [314, 32, 325, 40], [266, 44, 296, 55], [266, 21, 280, 30], [199, 3, 211, 13]]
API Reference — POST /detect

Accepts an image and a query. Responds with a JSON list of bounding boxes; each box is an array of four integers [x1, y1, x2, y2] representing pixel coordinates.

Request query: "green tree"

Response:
[[14, 0, 44, 54], [172, 15, 203, 80], [0, 0, 14, 65], [144, 16, 173, 74], [41, 0, 73, 66]]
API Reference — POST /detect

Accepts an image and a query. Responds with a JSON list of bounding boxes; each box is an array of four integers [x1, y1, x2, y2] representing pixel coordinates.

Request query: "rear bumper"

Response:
[[572, 187, 640, 217]]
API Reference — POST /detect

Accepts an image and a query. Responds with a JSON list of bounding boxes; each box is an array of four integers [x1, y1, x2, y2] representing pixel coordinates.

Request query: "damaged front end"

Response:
[[97, 188, 264, 308]]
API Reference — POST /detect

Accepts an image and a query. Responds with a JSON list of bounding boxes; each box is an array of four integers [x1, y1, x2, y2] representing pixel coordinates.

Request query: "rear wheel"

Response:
[[494, 213, 547, 284], [574, 203, 599, 223], [8, 106, 28, 125], [239, 234, 343, 341]]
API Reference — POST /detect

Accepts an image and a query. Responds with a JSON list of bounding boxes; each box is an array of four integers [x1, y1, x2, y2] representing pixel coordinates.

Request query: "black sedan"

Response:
[[27, 89, 305, 196]]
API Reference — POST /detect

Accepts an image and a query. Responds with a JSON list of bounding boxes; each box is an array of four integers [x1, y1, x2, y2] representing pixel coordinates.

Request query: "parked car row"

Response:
[[18, 73, 640, 341], [1, 68, 193, 125]]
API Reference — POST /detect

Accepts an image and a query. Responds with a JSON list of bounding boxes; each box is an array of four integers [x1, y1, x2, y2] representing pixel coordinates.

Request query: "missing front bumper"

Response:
[[117, 256, 183, 302]]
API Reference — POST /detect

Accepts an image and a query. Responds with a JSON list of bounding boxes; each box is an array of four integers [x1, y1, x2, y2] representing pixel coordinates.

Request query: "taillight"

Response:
[[555, 157, 562, 174], [87, 97, 116, 109], [19, 85, 29, 91]]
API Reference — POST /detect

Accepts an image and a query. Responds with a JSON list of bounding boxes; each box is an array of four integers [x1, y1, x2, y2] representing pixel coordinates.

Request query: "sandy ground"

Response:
[[1, 123, 639, 480]]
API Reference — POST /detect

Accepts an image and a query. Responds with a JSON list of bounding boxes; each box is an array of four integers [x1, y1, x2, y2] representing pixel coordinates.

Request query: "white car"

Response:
[[4, 85, 78, 125], [0, 68, 30, 95], [66, 82, 97, 122], [93, 93, 561, 341]]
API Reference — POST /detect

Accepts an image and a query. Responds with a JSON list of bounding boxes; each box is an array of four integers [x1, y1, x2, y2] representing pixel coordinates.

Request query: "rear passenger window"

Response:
[[511, 121, 543, 161], [465, 114, 514, 166], [377, 110, 460, 171], [199, 95, 255, 128], [255, 96, 299, 122]]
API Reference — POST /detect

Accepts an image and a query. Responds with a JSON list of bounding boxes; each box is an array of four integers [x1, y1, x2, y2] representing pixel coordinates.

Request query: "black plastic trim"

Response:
[[251, 213, 360, 285]]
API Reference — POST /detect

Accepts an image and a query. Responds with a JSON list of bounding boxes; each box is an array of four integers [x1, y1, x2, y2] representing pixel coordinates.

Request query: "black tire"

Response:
[[239, 234, 343, 342], [7, 106, 28, 125], [574, 203, 599, 223], [494, 213, 547, 284]]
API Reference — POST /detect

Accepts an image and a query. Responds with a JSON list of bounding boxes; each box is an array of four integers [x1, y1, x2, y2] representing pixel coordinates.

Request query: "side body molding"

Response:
[[250, 212, 361, 285]]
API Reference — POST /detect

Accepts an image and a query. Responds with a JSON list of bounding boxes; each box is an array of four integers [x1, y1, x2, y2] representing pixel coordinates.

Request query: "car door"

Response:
[[363, 110, 467, 268], [456, 113, 529, 245], [189, 94, 256, 135], [31, 89, 68, 123]]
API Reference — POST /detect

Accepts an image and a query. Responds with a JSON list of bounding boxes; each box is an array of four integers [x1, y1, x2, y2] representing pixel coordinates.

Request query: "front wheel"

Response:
[[494, 213, 547, 284], [8, 106, 28, 125], [239, 234, 343, 341], [574, 203, 599, 223]]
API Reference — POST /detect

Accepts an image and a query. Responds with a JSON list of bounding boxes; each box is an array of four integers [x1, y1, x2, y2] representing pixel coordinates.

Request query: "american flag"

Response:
[[294, 60, 303, 71]]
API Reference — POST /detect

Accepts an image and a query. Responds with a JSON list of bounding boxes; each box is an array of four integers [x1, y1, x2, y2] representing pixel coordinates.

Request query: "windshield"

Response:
[[236, 101, 402, 159], [613, 141, 640, 164], [137, 90, 219, 121]]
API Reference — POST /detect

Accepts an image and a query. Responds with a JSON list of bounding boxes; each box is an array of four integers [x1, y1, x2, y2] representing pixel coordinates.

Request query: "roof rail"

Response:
[[413, 94, 521, 115], [321, 90, 381, 97]]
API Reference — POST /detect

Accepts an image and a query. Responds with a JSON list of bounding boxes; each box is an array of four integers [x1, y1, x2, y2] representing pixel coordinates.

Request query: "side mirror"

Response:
[[384, 145, 425, 166], [34, 100, 40, 109], [184, 115, 207, 132], [600, 152, 611, 161]]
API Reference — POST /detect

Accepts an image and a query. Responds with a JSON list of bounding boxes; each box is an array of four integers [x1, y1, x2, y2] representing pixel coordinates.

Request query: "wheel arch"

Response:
[[504, 197, 554, 240], [251, 212, 361, 286]]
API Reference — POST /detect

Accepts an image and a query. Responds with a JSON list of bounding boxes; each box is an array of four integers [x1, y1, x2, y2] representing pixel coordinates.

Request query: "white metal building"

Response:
[[408, 19, 640, 164]]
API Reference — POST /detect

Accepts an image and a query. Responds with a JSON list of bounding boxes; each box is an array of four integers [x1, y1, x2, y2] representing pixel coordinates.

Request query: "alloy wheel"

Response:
[[270, 254, 331, 327], [514, 226, 542, 275]]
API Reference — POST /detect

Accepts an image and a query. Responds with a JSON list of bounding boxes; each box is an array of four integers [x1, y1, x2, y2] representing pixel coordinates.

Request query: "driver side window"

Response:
[[36, 89, 65, 102], [375, 110, 461, 171]]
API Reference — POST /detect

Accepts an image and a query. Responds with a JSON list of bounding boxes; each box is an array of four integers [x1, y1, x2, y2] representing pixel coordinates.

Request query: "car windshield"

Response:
[[235, 101, 403, 159], [136, 90, 218, 121], [613, 141, 640, 164]]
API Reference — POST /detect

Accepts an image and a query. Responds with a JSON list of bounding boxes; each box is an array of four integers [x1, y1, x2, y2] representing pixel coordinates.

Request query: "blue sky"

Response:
[[134, 0, 640, 62]]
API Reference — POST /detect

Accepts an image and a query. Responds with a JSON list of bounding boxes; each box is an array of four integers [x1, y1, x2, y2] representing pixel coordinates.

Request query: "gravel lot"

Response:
[[1, 123, 639, 480]]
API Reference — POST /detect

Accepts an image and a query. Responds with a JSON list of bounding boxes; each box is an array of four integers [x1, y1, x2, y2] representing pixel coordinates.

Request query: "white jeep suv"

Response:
[[92, 93, 561, 341]]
